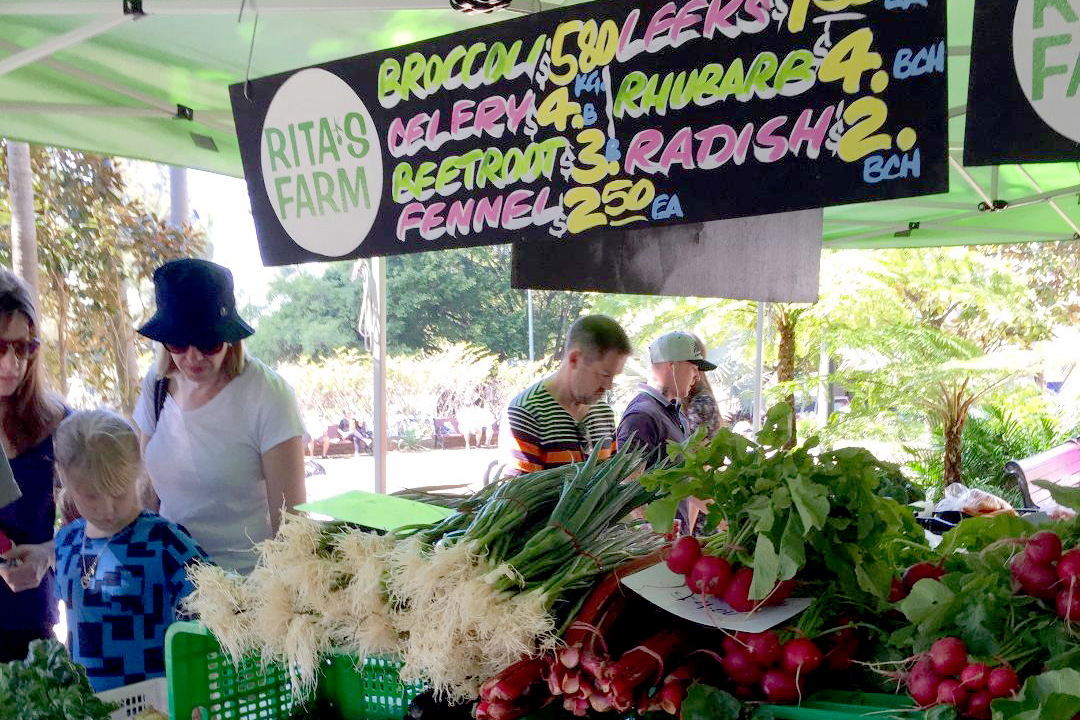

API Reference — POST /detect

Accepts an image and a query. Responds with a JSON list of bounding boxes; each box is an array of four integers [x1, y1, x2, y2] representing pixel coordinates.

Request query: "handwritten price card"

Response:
[[231, 0, 947, 265]]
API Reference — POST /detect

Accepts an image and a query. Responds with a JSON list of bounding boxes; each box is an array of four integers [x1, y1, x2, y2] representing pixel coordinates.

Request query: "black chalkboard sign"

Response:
[[229, 0, 948, 265], [965, 0, 1080, 166]]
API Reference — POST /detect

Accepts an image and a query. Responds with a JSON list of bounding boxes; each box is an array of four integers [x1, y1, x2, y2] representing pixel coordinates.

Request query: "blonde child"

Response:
[[52, 409, 207, 692]]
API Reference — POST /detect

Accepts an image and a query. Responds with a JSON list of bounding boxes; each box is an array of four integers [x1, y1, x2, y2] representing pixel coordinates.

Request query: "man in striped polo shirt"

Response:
[[500, 315, 632, 475]]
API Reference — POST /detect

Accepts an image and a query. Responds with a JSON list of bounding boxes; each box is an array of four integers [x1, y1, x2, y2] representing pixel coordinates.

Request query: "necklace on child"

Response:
[[80, 533, 112, 589]]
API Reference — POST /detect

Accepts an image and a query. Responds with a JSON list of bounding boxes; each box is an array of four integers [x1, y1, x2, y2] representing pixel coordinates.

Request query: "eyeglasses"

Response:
[[164, 341, 226, 356], [0, 338, 41, 360]]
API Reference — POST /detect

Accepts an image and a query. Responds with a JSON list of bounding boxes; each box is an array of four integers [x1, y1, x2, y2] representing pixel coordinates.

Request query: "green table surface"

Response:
[[297, 490, 454, 531]]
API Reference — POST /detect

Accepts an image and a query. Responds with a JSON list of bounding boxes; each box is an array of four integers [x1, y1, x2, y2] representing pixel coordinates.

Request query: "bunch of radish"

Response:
[[905, 637, 1019, 719], [667, 536, 795, 611], [1009, 530, 1080, 622], [717, 630, 827, 704]]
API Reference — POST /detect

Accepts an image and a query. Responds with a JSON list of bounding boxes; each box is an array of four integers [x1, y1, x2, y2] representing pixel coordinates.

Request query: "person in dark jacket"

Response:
[[617, 331, 716, 467]]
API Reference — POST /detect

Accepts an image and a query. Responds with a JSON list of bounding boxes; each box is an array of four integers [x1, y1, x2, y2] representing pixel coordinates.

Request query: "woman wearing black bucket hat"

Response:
[[133, 259, 306, 574]]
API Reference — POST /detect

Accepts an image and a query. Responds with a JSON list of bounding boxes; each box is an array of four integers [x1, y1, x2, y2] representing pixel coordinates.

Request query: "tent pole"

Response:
[[752, 302, 766, 433], [527, 289, 535, 361], [817, 335, 830, 427], [169, 166, 189, 229], [948, 155, 994, 208], [0, 16, 132, 78], [373, 256, 388, 495], [0, 0, 447, 14], [0, 102, 230, 120], [0, 39, 233, 133], [1016, 165, 1080, 237]]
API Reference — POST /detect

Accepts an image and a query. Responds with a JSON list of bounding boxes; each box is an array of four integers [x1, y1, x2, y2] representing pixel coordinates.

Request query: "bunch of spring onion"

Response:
[[386, 441, 663, 701], [186, 516, 400, 696]]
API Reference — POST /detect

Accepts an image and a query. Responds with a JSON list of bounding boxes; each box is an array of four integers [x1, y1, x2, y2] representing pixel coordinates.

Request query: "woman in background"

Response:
[[133, 259, 305, 575], [0, 268, 67, 662]]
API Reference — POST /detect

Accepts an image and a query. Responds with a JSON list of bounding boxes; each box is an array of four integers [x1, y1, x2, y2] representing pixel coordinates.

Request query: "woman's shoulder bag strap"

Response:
[[153, 376, 170, 423]]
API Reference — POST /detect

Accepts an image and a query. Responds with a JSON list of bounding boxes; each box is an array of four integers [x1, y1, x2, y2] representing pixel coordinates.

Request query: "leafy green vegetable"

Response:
[[990, 669, 1080, 720], [0, 639, 118, 720], [681, 683, 745, 720], [642, 403, 927, 603], [934, 514, 1034, 554]]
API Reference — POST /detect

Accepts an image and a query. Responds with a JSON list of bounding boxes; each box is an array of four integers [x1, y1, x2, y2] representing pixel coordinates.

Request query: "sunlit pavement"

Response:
[[304, 446, 505, 502]]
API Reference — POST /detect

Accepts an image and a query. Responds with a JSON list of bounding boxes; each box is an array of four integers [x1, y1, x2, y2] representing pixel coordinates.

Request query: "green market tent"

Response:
[[1, 0, 1078, 250]]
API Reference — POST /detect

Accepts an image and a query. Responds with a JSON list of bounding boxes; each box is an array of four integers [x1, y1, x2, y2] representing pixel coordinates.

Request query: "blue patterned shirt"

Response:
[[54, 512, 208, 691]]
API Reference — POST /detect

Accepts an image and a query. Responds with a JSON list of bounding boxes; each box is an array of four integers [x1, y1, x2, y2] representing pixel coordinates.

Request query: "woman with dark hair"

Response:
[[0, 268, 67, 662], [133, 259, 306, 574]]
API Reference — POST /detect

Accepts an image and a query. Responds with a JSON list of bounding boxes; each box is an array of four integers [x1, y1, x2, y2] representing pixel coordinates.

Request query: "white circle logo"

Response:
[[260, 68, 383, 256], [1013, 0, 1080, 143]]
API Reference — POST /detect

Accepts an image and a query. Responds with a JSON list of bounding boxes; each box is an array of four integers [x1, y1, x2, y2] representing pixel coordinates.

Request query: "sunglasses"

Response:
[[0, 338, 41, 360], [164, 340, 226, 356]]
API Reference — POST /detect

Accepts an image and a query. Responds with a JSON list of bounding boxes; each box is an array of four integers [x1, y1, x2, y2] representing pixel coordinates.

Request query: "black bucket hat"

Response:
[[137, 259, 254, 347]]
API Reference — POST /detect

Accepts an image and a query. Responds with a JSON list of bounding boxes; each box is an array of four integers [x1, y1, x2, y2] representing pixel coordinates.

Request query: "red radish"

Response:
[[965, 690, 993, 720], [782, 638, 823, 674], [732, 684, 756, 700], [1026, 530, 1063, 565], [907, 670, 942, 707], [1058, 549, 1080, 585], [824, 642, 858, 672], [688, 555, 732, 596], [903, 561, 945, 591], [722, 633, 744, 655], [929, 637, 967, 676], [1057, 586, 1080, 621], [723, 567, 755, 612], [824, 631, 859, 672], [722, 646, 764, 685], [745, 630, 783, 668], [987, 666, 1020, 698], [1011, 553, 1059, 599], [761, 668, 802, 704], [959, 662, 990, 690], [766, 578, 796, 606], [909, 656, 936, 680], [936, 679, 967, 707], [666, 536, 702, 575], [888, 577, 906, 602]]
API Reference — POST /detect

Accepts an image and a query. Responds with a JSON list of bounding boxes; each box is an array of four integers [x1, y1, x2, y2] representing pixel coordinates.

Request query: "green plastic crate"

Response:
[[165, 621, 424, 720]]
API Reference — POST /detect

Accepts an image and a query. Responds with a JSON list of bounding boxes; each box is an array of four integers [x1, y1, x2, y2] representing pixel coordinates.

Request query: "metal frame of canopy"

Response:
[[1, 0, 1078, 483]]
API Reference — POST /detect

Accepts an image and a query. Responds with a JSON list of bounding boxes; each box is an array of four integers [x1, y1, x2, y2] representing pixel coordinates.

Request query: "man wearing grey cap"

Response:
[[616, 331, 716, 468]]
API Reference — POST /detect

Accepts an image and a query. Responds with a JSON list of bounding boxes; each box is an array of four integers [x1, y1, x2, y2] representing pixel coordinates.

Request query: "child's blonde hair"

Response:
[[55, 409, 143, 501]]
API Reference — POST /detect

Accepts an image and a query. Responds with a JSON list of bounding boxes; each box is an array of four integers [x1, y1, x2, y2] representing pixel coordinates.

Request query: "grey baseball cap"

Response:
[[649, 331, 717, 371]]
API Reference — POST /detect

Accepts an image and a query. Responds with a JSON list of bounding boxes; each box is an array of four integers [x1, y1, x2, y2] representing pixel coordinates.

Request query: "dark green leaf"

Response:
[[682, 683, 743, 720]]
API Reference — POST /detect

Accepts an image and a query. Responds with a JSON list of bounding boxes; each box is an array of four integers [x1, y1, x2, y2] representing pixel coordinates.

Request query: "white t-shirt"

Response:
[[133, 357, 304, 574]]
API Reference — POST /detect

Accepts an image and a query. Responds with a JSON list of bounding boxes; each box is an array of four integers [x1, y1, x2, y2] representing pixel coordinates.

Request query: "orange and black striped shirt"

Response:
[[500, 380, 616, 475]]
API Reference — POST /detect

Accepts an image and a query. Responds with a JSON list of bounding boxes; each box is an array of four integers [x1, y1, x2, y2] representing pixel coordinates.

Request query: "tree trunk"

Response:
[[774, 307, 798, 449], [105, 255, 139, 414], [55, 276, 69, 395], [942, 415, 965, 487], [6, 141, 39, 307]]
